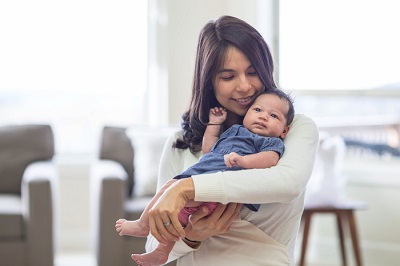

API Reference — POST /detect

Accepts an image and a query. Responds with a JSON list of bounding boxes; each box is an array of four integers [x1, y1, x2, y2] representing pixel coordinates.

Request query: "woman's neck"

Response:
[[224, 112, 243, 129]]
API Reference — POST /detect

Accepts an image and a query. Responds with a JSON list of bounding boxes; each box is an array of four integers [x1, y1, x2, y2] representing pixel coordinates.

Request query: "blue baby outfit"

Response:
[[175, 124, 285, 212]]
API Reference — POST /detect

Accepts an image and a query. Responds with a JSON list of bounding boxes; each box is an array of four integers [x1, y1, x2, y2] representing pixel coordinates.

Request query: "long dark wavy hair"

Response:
[[174, 16, 277, 153]]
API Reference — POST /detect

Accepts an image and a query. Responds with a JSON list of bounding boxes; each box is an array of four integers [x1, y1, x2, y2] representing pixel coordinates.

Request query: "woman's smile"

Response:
[[233, 96, 255, 106]]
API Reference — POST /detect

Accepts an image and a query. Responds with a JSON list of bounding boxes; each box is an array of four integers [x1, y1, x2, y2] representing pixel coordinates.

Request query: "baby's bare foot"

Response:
[[131, 250, 168, 266], [115, 219, 149, 237], [131, 241, 173, 266]]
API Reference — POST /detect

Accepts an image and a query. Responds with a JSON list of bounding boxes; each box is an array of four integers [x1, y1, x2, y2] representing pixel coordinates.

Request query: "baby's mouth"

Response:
[[254, 122, 267, 128]]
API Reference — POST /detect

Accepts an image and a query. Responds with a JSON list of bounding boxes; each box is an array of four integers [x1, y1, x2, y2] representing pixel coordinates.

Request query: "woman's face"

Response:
[[213, 46, 264, 121]]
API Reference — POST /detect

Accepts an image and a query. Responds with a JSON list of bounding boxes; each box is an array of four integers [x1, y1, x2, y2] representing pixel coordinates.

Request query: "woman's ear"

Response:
[[280, 126, 290, 139]]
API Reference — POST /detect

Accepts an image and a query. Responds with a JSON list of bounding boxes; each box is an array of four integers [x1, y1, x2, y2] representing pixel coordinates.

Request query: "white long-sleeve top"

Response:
[[146, 114, 319, 266]]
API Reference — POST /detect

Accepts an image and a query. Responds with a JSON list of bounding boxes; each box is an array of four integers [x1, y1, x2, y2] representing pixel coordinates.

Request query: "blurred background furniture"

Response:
[[299, 133, 368, 266], [0, 124, 57, 266], [299, 200, 368, 266], [91, 126, 176, 266]]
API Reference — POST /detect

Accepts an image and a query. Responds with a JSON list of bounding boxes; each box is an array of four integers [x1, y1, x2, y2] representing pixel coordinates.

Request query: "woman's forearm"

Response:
[[176, 178, 196, 202], [192, 115, 319, 205]]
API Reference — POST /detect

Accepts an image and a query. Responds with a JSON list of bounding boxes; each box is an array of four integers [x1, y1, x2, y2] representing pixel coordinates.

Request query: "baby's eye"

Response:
[[270, 114, 278, 119], [254, 107, 261, 112]]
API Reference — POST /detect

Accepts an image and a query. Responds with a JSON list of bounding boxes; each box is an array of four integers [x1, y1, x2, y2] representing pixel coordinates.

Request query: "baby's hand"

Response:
[[224, 152, 246, 168], [209, 107, 227, 125]]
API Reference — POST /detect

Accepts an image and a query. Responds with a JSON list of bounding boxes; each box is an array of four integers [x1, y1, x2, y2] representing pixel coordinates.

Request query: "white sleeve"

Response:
[[155, 131, 183, 191], [145, 130, 202, 261], [192, 114, 319, 205]]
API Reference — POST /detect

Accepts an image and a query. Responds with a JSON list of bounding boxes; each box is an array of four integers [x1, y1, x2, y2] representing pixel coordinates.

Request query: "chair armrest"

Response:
[[90, 159, 128, 266], [21, 161, 57, 266]]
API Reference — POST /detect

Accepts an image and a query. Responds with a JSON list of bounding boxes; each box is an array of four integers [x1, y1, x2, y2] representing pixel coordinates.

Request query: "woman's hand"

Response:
[[148, 178, 195, 245], [183, 202, 242, 242]]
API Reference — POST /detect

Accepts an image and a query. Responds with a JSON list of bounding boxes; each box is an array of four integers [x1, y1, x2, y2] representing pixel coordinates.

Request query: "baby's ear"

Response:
[[280, 126, 290, 139]]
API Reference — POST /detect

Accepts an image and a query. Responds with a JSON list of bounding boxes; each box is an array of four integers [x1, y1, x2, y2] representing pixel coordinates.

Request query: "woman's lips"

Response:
[[233, 96, 254, 106]]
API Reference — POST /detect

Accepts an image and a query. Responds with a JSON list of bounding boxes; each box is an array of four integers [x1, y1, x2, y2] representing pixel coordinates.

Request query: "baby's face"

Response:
[[243, 93, 290, 138]]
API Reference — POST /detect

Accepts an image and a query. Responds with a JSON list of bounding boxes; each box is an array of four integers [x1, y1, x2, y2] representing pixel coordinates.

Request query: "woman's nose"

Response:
[[236, 76, 251, 92]]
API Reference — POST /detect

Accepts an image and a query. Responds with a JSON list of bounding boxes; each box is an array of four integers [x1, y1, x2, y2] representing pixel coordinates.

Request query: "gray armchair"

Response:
[[0, 124, 57, 266], [91, 126, 176, 266]]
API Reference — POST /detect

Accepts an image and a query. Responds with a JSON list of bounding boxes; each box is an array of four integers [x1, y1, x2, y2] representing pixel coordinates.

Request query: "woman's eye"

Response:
[[221, 75, 234, 80], [248, 69, 257, 76]]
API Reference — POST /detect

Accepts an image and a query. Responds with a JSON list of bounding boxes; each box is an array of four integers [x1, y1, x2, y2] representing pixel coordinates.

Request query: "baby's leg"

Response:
[[131, 241, 175, 266], [130, 201, 203, 265], [115, 179, 177, 237], [115, 219, 149, 237]]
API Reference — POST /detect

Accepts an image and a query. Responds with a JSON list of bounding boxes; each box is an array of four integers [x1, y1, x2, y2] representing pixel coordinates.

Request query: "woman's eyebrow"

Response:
[[217, 68, 235, 74], [217, 65, 254, 74]]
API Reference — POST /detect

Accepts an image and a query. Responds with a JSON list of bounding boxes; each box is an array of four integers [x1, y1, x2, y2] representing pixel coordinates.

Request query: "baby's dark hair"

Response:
[[262, 88, 295, 126]]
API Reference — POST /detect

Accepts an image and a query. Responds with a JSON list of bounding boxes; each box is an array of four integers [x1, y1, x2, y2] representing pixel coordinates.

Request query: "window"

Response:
[[279, 0, 400, 90], [0, 1, 148, 157], [278, 0, 400, 123]]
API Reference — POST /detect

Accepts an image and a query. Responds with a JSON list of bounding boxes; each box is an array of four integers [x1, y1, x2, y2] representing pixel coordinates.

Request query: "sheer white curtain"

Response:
[[0, 0, 148, 156], [279, 0, 400, 90], [278, 0, 400, 123]]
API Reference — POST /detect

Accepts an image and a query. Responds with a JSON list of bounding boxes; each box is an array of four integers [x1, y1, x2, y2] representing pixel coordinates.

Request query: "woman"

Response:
[[146, 16, 319, 265]]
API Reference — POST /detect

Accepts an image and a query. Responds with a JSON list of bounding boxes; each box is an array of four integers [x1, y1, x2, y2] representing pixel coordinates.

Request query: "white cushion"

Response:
[[126, 127, 178, 197], [0, 194, 21, 214], [305, 132, 347, 207], [0, 194, 23, 238]]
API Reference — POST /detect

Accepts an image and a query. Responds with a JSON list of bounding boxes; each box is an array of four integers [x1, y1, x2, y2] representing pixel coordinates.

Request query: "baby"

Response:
[[116, 89, 294, 266]]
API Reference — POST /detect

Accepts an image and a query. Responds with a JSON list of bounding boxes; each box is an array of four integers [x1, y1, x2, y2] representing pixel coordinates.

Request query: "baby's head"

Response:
[[243, 89, 294, 139]]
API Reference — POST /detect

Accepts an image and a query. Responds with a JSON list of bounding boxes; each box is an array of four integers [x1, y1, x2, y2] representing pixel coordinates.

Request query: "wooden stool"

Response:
[[299, 200, 368, 266]]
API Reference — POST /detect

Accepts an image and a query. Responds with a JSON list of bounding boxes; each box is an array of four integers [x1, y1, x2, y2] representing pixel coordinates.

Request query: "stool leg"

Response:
[[348, 211, 363, 266], [336, 211, 347, 266], [300, 211, 312, 266]]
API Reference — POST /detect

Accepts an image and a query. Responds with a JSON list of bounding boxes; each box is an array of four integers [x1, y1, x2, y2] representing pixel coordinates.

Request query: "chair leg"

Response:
[[336, 210, 347, 266], [299, 211, 312, 266], [348, 211, 363, 266]]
